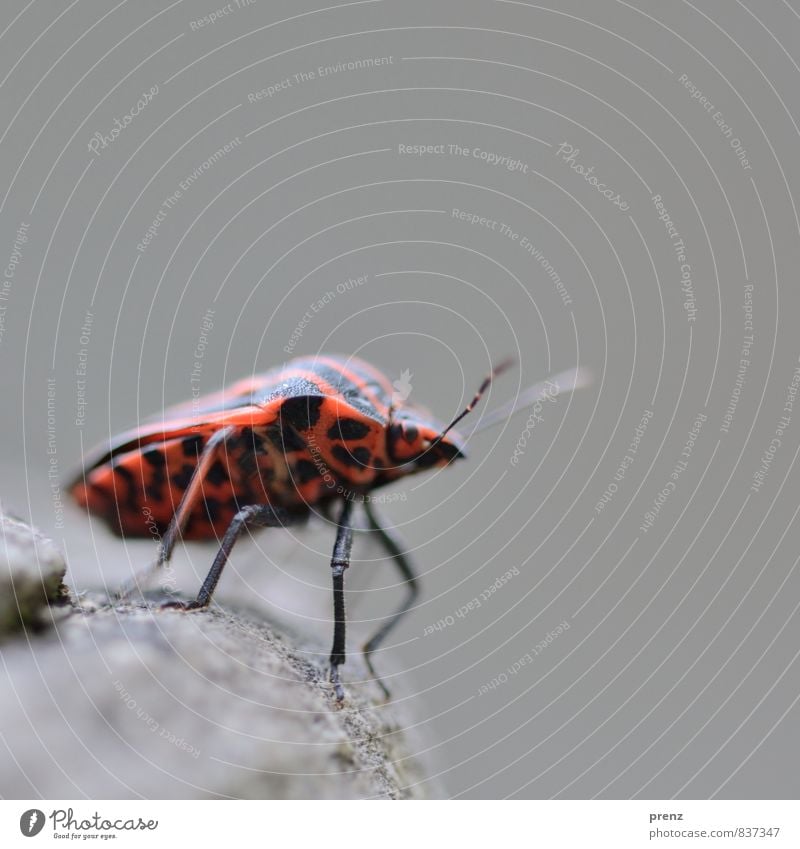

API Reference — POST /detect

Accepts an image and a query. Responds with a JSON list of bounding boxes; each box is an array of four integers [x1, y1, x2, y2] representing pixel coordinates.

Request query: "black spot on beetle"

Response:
[[332, 444, 371, 469], [225, 428, 264, 476], [112, 463, 134, 483], [201, 496, 223, 523], [226, 495, 244, 515], [327, 418, 371, 441], [267, 424, 306, 453], [255, 461, 276, 484], [143, 448, 167, 468], [171, 464, 195, 490], [142, 449, 167, 500], [144, 482, 164, 502], [206, 460, 228, 487], [110, 463, 140, 511], [293, 459, 321, 484], [249, 427, 271, 455], [403, 424, 419, 444], [279, 395, 324, 430], [182, 435, 204, 458]]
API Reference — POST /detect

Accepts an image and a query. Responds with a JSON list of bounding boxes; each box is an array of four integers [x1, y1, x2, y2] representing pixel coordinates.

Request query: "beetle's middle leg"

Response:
[[329, 498, 355, 702], [161, 503, 297, 611]]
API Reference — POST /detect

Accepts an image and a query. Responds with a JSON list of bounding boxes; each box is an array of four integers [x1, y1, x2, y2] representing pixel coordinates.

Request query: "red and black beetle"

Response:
[[71, 354, 584, 700]]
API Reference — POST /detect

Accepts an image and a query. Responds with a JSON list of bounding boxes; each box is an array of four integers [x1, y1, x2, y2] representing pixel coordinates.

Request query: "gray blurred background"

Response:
[[1, 0, 799, 799]]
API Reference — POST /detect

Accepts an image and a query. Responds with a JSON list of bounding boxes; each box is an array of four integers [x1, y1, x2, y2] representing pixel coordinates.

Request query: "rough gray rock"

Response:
[[0, 513, 70, 636], [0, 517, 439, 799]]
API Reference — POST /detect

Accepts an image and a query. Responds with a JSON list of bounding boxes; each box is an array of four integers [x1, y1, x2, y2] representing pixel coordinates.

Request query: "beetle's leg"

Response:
[[156, 425, 238, 566], [361, 500, 419, 701], [161, 503, 296, 611], [114, 426, 237, 601], [329, 498, 355, 702]]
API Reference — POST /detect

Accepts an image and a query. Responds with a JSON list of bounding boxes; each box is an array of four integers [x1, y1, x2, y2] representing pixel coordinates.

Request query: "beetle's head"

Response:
[[384, 357, 515, 473], [387, 407, 466, 470]]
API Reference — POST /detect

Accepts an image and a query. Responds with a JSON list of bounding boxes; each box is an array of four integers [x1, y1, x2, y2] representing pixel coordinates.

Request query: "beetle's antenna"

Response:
[[433, 357, 516, 444], [465, 366, 592, 437]]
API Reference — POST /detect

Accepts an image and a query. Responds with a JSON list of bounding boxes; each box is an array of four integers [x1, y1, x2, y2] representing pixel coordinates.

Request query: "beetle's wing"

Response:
[[69, 396, 298, 538], [73, 366, 297, 481], [70, 358, 392, 536], [70, 403, 280, 487]]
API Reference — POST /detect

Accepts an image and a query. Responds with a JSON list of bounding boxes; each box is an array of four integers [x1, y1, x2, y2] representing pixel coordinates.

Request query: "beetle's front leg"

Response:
[[114, 426, 236, 601], [329, 498, 355, 702]]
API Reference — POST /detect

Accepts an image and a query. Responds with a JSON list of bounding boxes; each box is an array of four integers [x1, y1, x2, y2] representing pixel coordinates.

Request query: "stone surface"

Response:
[[0, 513, 69, 636], [0, 516, 440, 799]]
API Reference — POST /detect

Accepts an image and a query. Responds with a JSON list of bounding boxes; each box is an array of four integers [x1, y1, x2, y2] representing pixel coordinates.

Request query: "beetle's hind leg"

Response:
[[161, 503, 297, 611], [360, 501, 419, 701], [114, 426, 237, 602]]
